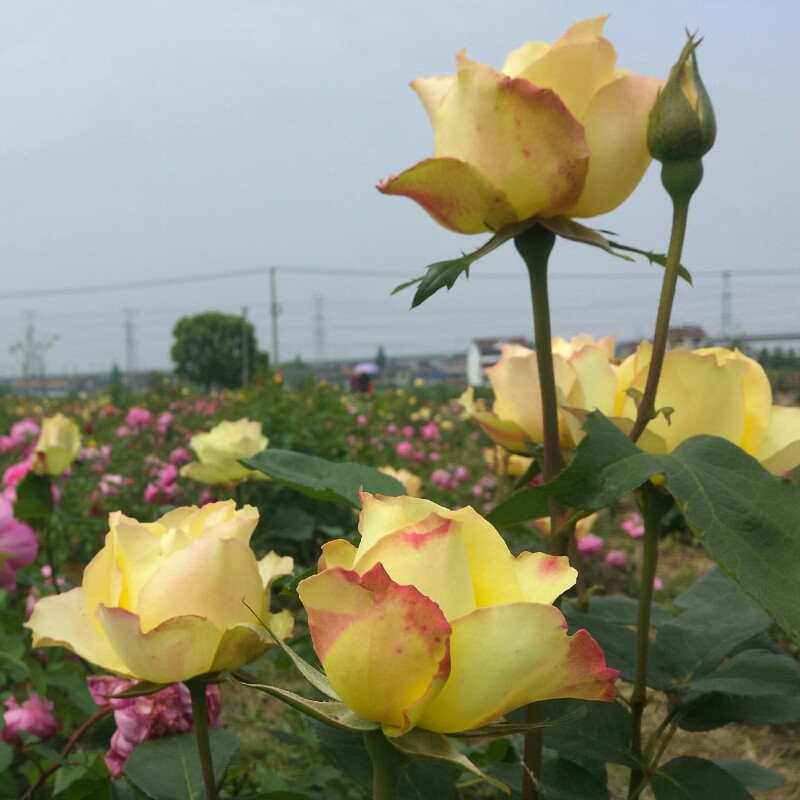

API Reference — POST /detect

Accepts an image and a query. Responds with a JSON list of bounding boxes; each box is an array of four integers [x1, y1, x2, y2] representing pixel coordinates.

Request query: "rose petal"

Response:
[[506, 19, 617, 120], [432, 52, 589, 220], [298, 562, 451, 735], [514, 552, 577, 604], [352, 513, 476, 619], [755, 405, 800, 475], [417, 603, 617, 732], [26, 589, 130, 676], [411, 75, 455, 122], [96, 606, 220, 683], [566, 74, 663, 218], [135, 537, 267, 632], [377, 156, 518, 234]]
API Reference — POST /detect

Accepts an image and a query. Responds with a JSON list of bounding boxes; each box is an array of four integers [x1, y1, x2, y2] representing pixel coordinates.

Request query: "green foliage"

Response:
[[124, 729, 240, 800], [242, 449, 406, 508], [171, 312, 258, 390]]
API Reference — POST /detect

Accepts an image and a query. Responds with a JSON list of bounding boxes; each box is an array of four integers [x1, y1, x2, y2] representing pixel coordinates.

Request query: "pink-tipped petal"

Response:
[[417, 603, 617, 732], [514, 552, 577, 604], [298, 562, 451, 734], [378, 157, 518, 234]]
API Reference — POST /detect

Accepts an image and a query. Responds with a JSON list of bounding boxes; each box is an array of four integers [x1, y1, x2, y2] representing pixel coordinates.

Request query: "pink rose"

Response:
[[604, 550, 628, 570], [576, 533, 604, 557], [0, 693, 61, 745], [126, 407, 153, 429], [0, 495, 38, 590]]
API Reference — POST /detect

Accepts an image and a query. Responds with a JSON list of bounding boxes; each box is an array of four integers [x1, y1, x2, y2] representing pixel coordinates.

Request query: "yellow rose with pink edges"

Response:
[[298, 492, 617, 735], [379, 17, 662, 233]]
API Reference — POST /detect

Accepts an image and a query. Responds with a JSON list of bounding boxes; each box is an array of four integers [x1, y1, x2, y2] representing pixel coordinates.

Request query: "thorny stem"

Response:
[[21, 706, 113, 800]]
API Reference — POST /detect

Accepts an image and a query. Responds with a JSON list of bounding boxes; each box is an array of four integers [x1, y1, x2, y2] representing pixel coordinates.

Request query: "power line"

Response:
[[2, 263, 797, 300]]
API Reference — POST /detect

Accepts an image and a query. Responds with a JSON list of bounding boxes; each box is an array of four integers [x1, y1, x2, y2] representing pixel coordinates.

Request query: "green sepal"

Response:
[[232, 676, 378, 733], [101, 680, 174, 700], [389, 727, 510, 794]]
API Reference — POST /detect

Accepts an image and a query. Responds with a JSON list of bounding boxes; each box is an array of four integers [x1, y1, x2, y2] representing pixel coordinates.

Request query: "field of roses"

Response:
[[6, 13, 800, 800], [0, 374, 742, 800]]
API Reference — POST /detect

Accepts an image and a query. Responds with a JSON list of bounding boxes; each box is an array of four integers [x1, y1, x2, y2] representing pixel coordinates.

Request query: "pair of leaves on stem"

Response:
[[391, 215, 692, 308]]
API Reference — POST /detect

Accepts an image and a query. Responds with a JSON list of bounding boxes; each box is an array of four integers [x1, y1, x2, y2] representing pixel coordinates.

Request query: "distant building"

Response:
[[466, 336, 530, 387], [617, 324, 710, 358]]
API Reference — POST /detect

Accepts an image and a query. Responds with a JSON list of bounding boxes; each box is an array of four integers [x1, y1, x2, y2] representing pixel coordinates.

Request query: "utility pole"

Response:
[[124, 308, 136, 376], [269, 267, 280, 368], [721, 270, 731, 340], [313, 295, 325, 363], [9, 312, 57, 396], [241, 306, 250, 386]]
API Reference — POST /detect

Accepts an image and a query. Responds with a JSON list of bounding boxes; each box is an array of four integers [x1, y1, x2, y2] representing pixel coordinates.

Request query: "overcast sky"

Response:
[[0, 1, 797, 376]]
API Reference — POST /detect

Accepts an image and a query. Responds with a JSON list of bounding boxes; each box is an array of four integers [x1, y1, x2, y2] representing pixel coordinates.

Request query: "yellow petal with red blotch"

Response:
[[416, 603, 618, 733], [756, 405, 800, 475], [566, 74, 663, 218], [433, 53, 588, 220], [352, 513, 476, 619], [377, 157, 518, 234], [514, 552, 576, 604], [135, 537, 267, 633], [508, 24, 617, 121], [356, 494, 525, 607], [96, 606, 220, 683], [298, 563, 451, 735], [26, 588, 131, 677], [320, 539, 358, 570], [411, 75, 455, 123]]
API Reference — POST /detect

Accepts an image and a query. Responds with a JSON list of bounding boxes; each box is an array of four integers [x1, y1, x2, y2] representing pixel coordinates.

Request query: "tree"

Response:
[[171, 312, 258, 391]]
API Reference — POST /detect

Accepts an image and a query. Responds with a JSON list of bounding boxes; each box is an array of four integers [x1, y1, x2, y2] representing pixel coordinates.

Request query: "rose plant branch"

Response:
[[20, 706, 114, 800]]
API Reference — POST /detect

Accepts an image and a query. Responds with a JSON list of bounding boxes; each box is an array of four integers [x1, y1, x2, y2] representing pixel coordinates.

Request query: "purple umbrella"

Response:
[[354, 361, 380, 374]]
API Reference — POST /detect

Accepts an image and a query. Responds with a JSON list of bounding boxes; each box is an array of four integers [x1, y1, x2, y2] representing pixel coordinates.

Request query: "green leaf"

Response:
[[0, 742, 12, 773], [542, 699, 639, 768], [540, 754, 610, 800], [268, 508, 315, 543], [578, 595, 675, 627], [485, 486, 549, 528], [681, 649, 800, 696], [13, 472, 53, 525], [713, 759, 785, 792], [311, 724, 459, 800], [241, 450, 405, 508], [550, 412, 800, 647], [651, 568, 772, 683], [390, 727, 510, 794], [395, 219, 533, 307], [124, 729, 240, 800], [678, 692, 800, 731], [652, 756, 755, 799], [562, 604, 673, 689]]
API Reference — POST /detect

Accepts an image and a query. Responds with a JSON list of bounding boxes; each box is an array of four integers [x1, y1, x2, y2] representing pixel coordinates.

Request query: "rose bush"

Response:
[[181, 418, 268, 485], [378, 16, 663, 233], [297, 492, 617, 735], [32, 413, 82, 476], [26, 500, 293, 683]]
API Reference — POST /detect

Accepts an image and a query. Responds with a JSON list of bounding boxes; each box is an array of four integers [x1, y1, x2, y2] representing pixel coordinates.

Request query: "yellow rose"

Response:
[[298, 492, 617, 735], [464, 335, 618, 453], [26, 501, 293, 684], [181, 418, 268, 485], [378, 17, 663, 233], [378, 466, 424, 498], [32, 413, 82, 476], [617, 344, 800, 474]]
